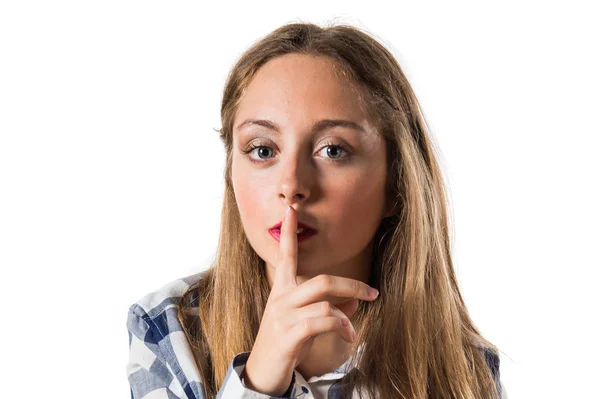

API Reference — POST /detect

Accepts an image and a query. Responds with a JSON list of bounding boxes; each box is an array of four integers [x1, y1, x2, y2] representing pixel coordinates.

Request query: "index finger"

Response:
[[274, 205, 298, 290]]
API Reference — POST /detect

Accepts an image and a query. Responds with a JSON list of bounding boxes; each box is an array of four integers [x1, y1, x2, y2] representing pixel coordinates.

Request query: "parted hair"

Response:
[[176, 21, 502, 399]]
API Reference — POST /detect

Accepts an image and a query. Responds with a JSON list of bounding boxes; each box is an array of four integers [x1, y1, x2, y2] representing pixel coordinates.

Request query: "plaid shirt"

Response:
[[125, 272, 506, 398]]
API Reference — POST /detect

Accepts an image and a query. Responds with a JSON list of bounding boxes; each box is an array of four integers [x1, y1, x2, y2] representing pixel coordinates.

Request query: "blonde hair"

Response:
[[177, 21, 502, 398]]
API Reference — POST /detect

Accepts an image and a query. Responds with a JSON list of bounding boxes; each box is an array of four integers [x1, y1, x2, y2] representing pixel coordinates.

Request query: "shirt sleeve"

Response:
[[216, 351, 306, 398], [126, 306, 203, 399]]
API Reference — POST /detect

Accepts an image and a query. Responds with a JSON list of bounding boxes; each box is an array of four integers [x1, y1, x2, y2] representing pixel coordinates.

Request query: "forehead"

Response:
[[234, 54, 369, 129]]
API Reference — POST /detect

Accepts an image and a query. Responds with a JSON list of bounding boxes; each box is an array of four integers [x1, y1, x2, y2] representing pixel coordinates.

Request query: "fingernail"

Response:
[[368, 287, 379, 298]]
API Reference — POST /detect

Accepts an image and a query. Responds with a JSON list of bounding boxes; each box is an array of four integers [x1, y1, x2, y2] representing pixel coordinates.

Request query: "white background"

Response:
[[1, 1, 598, 398]]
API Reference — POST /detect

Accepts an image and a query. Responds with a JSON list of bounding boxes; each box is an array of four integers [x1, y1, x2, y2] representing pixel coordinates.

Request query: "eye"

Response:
[[316, 142, 349, 162], [243, 144, 275, 163], [242, 141, 351, 164]]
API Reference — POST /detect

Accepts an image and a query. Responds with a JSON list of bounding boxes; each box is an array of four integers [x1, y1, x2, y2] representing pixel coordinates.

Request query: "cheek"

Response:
[[232, 165, 271, 235], [326, 167, 387, 235]]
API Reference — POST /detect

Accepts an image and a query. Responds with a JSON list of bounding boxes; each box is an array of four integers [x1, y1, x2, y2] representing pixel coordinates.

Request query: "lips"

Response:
[[269, 220, 318, 232], [268, 220, 318, 243], [269, 227, 317, 243]]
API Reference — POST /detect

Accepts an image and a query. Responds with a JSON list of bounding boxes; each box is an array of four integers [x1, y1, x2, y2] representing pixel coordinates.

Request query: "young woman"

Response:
[[126, 21, 506, 399]]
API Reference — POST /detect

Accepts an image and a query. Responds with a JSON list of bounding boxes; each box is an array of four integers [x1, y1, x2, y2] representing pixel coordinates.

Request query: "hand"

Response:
[[241, 205, 380, 396]]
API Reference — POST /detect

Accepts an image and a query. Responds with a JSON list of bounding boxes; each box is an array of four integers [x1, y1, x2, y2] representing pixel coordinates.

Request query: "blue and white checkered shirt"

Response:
[[125, 272, 506, 398]]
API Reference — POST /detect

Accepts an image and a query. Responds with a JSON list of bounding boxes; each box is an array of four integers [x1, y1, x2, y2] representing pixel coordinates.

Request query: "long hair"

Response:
[[177, 21, 502, 399]]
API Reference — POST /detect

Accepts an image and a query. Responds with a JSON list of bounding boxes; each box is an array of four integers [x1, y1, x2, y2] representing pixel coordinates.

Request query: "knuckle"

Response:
[[320, 301, 334, 316], [355, 280, 364, 296], [299, 318, 313, 336], [316, 274, 333, 291]]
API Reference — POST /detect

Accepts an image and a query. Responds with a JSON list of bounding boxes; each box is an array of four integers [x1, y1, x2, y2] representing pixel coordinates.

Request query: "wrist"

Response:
[[241, 361, 294, 397]]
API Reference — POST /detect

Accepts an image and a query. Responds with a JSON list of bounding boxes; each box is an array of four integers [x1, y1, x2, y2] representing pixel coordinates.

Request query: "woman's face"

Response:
[[231, 53, 392, 290]]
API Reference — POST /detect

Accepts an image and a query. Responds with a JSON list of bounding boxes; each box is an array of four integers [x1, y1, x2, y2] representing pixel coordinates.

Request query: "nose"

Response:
[[278, 152, 311, 207]]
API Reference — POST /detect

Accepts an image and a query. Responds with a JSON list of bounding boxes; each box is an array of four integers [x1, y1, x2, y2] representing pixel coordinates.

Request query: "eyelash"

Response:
[[242, 140, 350, 164]]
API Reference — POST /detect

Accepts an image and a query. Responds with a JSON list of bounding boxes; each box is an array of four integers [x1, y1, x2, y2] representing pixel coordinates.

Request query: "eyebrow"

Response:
[[236, 118, 366, 135]]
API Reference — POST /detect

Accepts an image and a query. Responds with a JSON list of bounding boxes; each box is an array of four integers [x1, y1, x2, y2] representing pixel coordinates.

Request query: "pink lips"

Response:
[[269, 228, 317, 243], [269, 220, 318, 231], [268, 220, 318, 243]]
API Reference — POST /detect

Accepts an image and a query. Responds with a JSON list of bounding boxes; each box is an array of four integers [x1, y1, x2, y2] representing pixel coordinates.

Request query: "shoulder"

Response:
[[127, 270, 209, 342], [128, 271, 206, 318], [126, 271, 209, 398]]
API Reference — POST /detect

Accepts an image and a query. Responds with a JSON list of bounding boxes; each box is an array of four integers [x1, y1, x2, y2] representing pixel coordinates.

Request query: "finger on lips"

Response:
[[276, 205, 297, 289]]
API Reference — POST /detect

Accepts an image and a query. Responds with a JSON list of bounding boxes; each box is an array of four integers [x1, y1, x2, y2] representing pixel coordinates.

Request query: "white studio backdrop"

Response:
[[1, 1, 598, 398]]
